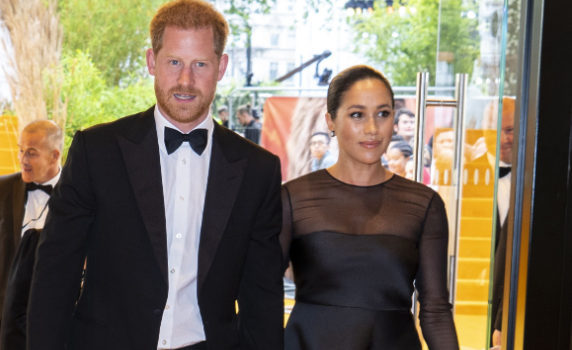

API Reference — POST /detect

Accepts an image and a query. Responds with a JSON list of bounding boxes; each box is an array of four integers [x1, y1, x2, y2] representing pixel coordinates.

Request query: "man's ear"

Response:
[[52, 149, 61, 163], [217, 54, 229, 81], [146, 48, 156, 76]]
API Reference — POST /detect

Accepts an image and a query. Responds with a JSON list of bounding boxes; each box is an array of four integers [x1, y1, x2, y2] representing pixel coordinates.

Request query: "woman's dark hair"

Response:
[[390, 141, 413, 158], [327, 65, 394, 120], [394, 108, 415, 125]]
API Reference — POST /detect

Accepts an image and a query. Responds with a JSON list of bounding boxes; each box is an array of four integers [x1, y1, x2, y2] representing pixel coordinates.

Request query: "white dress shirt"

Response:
[[154, 106, 213, 349], [21, 169, 61, 236], [487, 153, 511, 226]]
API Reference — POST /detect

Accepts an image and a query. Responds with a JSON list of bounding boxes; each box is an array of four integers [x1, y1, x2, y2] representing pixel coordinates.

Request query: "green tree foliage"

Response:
[[45, 51, 156, 160], [351, 0, 479, 86], [58, 0, 166, 85]]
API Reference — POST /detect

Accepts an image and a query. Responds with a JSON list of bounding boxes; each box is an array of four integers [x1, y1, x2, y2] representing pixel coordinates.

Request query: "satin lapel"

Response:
[[198, 125, 248, 291], [116, 107, 168, 285], [12, 175, 26, 247]]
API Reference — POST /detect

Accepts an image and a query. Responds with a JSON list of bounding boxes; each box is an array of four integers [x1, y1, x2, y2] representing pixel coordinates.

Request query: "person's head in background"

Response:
[[325, 65, 395, 169], [146, 0, 229, 133], [252, 109, 261, 122], [217, 105, 228, 122], [393, 108, 416, 143], [482, 96, 516, 164], [18, 119, 62, 184], [237, 104, 253, 126], [310, 132, 331, 161], [387, 141, 412, 177], [405, 158, 414, 180]]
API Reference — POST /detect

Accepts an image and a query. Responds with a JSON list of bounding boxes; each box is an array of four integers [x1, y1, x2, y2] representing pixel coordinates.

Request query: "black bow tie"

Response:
[[164, 127, 208, 155], [499, 166, 511, 179], [25, 182, 53, 195]]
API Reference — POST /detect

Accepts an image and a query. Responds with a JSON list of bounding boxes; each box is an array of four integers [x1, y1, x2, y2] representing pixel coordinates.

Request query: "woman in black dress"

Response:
[[281, 65, 459, 350]]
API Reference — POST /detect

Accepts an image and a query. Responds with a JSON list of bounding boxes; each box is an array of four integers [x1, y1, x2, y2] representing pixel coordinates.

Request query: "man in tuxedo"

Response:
[[27, 1, 284, 350], [0, 120, 62, 349], [465, 97, 515, 347]]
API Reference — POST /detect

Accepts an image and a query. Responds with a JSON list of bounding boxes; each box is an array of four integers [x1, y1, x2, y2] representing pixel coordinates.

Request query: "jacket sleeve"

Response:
[[237, 155, 284, 350], [27, 130, 96, 350]]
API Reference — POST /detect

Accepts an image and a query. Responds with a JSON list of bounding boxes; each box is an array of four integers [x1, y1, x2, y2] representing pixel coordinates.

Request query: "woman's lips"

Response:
[[359, 141, 382, 149]]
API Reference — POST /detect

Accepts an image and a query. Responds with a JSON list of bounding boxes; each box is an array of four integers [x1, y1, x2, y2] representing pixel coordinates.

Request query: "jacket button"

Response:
[[154, 309, 162, 316]]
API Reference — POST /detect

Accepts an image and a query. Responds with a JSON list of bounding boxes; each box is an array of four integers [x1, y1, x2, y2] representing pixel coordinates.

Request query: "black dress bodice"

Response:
[[291, 233, 418, 312], [281, 170, 459, 350]]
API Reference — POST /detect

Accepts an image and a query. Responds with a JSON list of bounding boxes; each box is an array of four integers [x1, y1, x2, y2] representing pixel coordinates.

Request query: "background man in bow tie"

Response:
[[27, 1, 284, 350], [0, 119, 62, 350], [488, 97, 515, 347], [465, 97, 515, 347]]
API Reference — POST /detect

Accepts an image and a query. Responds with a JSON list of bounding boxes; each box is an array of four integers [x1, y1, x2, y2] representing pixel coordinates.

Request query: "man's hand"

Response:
[[493, 330, 502, 347]]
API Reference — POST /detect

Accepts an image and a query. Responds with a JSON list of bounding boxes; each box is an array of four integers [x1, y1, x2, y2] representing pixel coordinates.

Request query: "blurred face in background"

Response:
[[499, 112, 514, 164], [327, 78, 394, 166], [18, 131, 60, 183], [237, 111, 250, 126], [218, 110, 228, 121], [405, 160, 414, 180], [310, 134, 330, 160], [387, 147, 408, 176], [482, 97, 516, 165], [394, 114, 415, 141]]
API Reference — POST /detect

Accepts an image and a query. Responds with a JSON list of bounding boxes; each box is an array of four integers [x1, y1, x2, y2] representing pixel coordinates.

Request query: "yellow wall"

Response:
[[0, 115, 19, 176]]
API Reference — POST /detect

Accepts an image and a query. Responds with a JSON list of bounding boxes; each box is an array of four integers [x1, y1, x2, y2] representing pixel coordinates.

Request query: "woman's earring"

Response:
[[330, 131, 336, 137]]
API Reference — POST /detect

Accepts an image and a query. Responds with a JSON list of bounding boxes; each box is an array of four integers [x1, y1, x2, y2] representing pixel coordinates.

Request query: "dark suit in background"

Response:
[[0, 228, 42, 350], [0, 173, 25, 349], [27, 106, 284, 350]]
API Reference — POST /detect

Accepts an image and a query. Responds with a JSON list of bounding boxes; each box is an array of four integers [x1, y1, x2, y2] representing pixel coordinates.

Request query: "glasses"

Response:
[[310, 141, 326, 147]]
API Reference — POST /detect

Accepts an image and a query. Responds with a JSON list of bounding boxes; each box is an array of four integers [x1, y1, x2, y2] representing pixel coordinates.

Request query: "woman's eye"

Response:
[[378, 110, 391, 118], [350, 112, 362, 118]]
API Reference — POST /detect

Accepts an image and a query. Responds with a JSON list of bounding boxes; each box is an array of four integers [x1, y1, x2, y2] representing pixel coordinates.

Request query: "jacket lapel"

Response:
[[197, 124, 248, 291], [12, 174, 25, 247], [116, 106, 169, 285]]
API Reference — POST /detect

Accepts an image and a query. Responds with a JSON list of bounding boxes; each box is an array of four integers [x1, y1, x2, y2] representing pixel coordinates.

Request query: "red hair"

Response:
[[150, 0, 229, 57]]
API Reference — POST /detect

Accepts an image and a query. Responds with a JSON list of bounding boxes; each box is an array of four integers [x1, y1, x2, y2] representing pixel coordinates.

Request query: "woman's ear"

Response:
[[326, 113, 335, 132]]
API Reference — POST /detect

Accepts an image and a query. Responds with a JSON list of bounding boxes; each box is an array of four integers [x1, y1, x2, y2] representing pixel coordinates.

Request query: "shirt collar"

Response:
[[486, 152, 511, 169], [37, 167, 61, 186], [154, 104, 214, 155]]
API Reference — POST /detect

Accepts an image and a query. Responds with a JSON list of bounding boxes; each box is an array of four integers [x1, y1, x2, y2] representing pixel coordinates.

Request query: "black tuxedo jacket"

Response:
[[0, 173, 25, 332], [27, 106, 284, 350]]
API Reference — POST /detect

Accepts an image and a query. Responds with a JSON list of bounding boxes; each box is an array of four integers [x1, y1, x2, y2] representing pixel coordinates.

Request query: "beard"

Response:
[[154, 80, 214, 124]]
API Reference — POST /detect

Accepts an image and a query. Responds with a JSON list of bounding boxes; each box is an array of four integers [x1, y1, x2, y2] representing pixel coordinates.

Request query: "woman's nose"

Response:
[[364, 117, 379, 134]]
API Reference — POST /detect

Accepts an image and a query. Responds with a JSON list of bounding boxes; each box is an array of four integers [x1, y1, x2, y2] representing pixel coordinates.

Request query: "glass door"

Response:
[[409, 0, 522, 348]]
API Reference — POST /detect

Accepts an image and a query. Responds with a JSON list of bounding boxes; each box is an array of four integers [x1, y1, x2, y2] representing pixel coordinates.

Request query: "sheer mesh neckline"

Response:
[[323, 169, 396, 188]]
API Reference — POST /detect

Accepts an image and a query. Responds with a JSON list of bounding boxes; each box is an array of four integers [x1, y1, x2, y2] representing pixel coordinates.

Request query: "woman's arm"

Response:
[[415, 193, 460, 350]]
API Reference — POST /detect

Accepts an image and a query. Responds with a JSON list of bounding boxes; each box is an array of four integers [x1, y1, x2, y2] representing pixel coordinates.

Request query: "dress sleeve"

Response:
[[415, 193, 460, 350], [279, 185, 294, 273]]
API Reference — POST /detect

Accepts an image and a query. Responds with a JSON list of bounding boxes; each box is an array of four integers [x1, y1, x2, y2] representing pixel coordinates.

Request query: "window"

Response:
[[271, 34, 279, 46], [270, 62, 278, 80]]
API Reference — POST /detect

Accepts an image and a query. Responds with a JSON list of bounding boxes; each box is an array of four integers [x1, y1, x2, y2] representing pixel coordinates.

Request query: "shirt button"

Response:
[[171, 269, 175, 274], [179, 196, 184, 201], [162, 340, 167, 345], [176, 233, 182, 238], [165, 305, 170, 310], [182, 159, 186, 164]]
